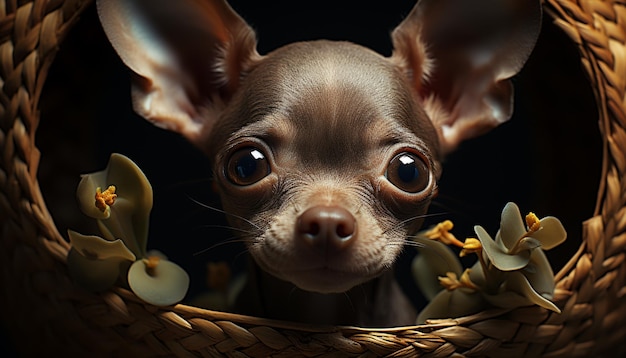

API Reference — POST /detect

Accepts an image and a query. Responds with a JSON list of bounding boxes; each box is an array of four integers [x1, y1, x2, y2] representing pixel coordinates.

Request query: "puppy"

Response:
[[96, 0, 541, 326]]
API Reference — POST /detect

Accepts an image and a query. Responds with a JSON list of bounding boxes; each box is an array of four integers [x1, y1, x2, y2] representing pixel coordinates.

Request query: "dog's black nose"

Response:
[[296, 206, 357, 253]]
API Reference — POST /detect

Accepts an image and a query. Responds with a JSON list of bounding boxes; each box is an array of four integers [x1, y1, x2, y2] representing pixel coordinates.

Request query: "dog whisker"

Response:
[[380, 212, 448, 236], [187, 196, 262, 231], [196, 224, 257, 235], [193, 237, 250, 256], [232, 248, 251, 264], [403, 241, 426, 248]]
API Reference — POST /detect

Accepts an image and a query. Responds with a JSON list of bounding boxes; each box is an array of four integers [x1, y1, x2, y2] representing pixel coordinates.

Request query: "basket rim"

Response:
[[1, 0, 626, 356]]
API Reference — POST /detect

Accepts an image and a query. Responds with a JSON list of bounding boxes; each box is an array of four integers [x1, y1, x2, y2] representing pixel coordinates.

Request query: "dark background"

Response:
[[3, 0, 600, 355]]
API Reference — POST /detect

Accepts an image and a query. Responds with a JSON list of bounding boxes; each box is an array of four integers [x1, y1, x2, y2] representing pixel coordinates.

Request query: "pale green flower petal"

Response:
[[515, 237, 541, 253], [467, 260, 486, 287], [532, 216, 567, 250], [96, 200, 144, 256], [492, 272, 561, 313], [101, 153, 152, 256], [77, 172, 110, 220], [475, 225, 530, 271], [67, 248, 130, 292], [412, 236, 463, 300], [68, 230, 136, 261], [479, 288, 545, 311], [523, 249, 556, 297], [498, 202, 527, 251], [96, 215, 116, 242], [128, 259, 190, 306], [416, 288, 485, 324]]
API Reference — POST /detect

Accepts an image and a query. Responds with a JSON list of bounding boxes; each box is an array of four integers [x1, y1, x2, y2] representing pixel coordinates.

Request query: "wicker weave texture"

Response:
[[0, 0, 625, 356]]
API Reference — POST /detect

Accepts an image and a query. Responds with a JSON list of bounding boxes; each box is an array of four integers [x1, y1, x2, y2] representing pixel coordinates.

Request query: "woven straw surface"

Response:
[[1, 0, 625, 356]]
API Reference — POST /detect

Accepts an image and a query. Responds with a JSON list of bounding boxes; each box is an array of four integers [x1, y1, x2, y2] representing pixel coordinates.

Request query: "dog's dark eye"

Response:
[[226, 147, 271, 186], [386, 152, 430, 193]]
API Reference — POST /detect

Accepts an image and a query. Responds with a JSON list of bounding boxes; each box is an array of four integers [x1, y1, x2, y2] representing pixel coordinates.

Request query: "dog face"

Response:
[[97, 0, 541, 294], [209, 41, 441, 292]]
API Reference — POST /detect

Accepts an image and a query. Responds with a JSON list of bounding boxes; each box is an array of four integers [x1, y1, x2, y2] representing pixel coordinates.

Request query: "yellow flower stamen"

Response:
[[439, 272, 461, 291], [511, 212, 543, 253], [144, 256, 160, 269], [424, 220, 465, 247], [459, 269, 479, 290], [439, 269, 478, 291], [143, 256, 161, 277], [525, 212, 541, 233], [460, 238, 482, 257], [95, 185, 117, 212]]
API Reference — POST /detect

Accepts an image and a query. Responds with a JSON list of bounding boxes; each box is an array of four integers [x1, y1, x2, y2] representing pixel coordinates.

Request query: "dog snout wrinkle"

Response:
[[296, 206, 357, 253]]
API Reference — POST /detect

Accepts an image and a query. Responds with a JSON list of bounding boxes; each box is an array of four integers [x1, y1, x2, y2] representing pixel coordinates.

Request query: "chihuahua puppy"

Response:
[[96, 0, 540, 326]]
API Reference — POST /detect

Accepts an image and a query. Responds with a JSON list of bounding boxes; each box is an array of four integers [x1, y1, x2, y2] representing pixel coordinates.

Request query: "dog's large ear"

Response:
[[391, 0, 541, 154], [96, 0, 261, 147]]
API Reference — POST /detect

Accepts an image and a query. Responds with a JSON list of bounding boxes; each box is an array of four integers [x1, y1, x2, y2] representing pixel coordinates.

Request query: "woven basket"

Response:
[[1, 0, 626, 356]]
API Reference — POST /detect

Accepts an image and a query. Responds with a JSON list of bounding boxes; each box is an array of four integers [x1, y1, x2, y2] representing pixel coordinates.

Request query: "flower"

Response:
[[68, 153, 189, 306], [475, 202, 566, 272], [414, 202, 567, 323], [413, 235, 489, 324], [76, 153, 152, 256], [412, 234, 463, 301], [471, 202, 566, 312]]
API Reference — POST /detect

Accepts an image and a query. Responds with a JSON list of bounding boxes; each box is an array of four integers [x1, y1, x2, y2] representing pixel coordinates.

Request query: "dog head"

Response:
[[97, 0, 541, 293]]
